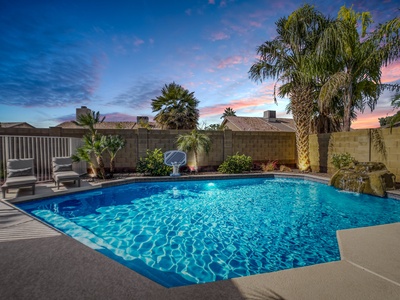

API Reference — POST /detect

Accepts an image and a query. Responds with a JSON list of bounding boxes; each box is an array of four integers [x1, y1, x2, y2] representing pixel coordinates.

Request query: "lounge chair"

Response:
[[52, 157, 81, 190], [1, 158, 37, 198]]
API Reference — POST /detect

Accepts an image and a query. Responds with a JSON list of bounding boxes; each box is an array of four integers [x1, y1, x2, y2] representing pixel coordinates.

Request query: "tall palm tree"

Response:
[[221, 107, 236, 119], [176, 129, 211, 172], [152, 82, 199, 129], [318, 6, 400, 131], [249, 4, 328, 171]]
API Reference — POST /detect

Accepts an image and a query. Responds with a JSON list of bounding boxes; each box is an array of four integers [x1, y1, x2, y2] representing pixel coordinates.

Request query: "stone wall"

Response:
[[309, 127, 400, 180], [0, 127, 297, 171]]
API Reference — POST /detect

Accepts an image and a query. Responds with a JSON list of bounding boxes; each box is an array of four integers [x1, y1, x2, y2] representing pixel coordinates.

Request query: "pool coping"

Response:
[[1, 173, 400, 299], [7, 172, 331, 204]]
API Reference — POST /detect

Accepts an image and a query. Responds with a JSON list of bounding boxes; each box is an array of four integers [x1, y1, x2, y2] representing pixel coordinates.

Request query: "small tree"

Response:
[[104, 135, 126, 174], [176, 129, 211, 172], [204, 123, 226, 130]]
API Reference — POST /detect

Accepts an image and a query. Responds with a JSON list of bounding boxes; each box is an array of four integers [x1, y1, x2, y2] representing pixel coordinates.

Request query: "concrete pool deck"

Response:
[[1, 173, 400, 299]]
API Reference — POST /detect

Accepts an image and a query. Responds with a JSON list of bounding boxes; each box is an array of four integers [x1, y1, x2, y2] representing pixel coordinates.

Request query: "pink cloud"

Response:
[[249, 21, 262, 27], [217, 55, 248, 69], [352, 101, 398, 129], [200, 97, 267, 117], [381, 62, 400, 83], [208, 0, 215, 4], [134, 37, 144, 46], [210, 32, 230, 41], [185, 9, 192, 16], [102, 112, 137, 122]]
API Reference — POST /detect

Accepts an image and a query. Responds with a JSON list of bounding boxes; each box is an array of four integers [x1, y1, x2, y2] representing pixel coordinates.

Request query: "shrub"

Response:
[[331, 152, 355, 169], [136, 148, 172, 176], [218, 153, 252, 174], [261, 160, 278, 172]]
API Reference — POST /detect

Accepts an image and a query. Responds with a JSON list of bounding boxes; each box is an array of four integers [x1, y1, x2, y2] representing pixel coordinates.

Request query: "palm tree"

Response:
[[249, 4, 329, 171], [104, 135, 126, 174], [73, 111, 105, 138], [71, 145, 97, 176], [318, 6, 400, 131], [176, 129, 211, 172], [86, 134, 107, 179], [72, 111, 107, 178], [152, 82, 199, 129], [221, 107, 236, 119]]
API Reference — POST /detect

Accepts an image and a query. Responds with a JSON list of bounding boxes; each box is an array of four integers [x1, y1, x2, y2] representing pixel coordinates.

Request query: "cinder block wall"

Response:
[[309, 127, 400, 180], [0, 128, 297, 171], [232, 131, 296, 165]]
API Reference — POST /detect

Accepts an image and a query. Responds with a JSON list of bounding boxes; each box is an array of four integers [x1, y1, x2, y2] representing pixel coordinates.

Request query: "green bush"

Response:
[[136, 148, 172, 176], [331, 152, 355, 169], [218, 153, 252, 174]]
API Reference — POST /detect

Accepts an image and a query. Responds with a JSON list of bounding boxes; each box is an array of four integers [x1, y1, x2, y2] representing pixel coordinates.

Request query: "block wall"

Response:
[[309, 127, 400, 180], [0, 128, 297, 171]]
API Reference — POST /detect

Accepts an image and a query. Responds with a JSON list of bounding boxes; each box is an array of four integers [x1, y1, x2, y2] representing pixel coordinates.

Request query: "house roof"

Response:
[[222, 116, 296, 132], [55, 121, 158, 129], [0, 122, 35, 128]]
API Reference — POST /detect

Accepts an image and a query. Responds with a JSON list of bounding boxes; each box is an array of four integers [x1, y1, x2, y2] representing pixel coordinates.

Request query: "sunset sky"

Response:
[[1, 0, 399, 129]]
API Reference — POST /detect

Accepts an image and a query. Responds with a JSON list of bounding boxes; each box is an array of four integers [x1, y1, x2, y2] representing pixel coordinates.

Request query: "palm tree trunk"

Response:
[[194, 150, 198, 172], [343, 85, 352, 132], [110, 157, 115, 174], [96, 155, 106, 179], [89, 163, 97, 177], [291, 86, 313, 172]]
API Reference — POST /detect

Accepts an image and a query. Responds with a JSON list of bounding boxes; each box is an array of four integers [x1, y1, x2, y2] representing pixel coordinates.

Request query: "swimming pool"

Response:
[[17, 177, 400, 287]]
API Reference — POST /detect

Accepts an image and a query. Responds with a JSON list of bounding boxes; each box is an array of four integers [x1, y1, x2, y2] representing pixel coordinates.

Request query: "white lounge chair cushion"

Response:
[[54, 171, 80, 181], [2, 175, 37, 187]]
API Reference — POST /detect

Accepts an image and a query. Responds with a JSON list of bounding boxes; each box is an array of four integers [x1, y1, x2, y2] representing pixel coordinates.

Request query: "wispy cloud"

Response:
[[54, 112, 139, 124], [210, 31, 230, 41], [217, 55, 248, 69], [0, 14, 100, 107], [381, 62, 400, 83], [134, 37, 144, 46], [112, 34, 145, 54], [200, 97, 270, 117], [107, 78, 166, 110]]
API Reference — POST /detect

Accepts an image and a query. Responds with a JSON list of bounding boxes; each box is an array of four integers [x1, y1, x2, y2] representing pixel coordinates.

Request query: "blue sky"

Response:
[[1, 0, 399, 128]]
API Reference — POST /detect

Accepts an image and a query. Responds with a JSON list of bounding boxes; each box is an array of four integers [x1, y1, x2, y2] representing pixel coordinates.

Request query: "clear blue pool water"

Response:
[[17, 177, 400, 287]]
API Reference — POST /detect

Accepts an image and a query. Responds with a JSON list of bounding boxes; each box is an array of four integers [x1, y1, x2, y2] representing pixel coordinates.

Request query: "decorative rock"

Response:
[[330, 162, 396, 197], [279, 165, 292, 172]]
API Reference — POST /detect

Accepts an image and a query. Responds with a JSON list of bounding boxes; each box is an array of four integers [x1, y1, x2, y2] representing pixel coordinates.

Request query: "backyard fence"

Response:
[[0, 136, 86, 183]]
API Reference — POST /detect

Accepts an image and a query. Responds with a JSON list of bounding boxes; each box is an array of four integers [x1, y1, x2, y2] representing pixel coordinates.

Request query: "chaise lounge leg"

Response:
[[2, 187, 5, 199], [32, 184, 35, 195]]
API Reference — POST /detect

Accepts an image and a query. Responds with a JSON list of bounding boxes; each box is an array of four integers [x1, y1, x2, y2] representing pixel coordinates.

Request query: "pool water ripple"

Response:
[[18, 177, 400, 287]]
